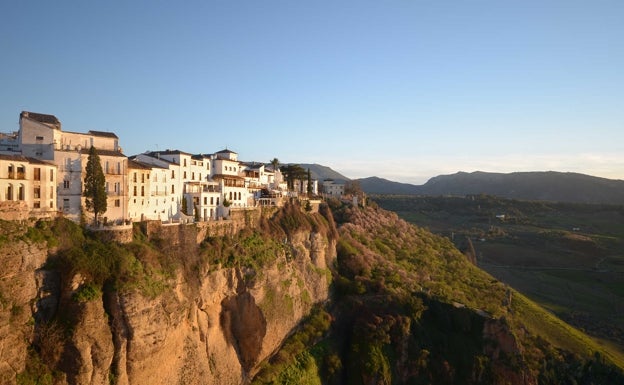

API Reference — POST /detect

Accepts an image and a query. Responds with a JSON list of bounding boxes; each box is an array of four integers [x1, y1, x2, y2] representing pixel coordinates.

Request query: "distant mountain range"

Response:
[[291, 163, 624, 205], [298, 163, 350, 183], [357, 171, 624, 205]]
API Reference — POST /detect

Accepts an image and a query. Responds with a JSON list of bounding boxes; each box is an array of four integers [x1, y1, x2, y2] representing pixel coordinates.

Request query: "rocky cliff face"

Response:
[[0, 224, 49, 384], [0, 206, 336, 385]]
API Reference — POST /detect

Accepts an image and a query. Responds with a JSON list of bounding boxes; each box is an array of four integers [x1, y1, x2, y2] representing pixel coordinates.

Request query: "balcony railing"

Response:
[[5, 171, 26, 180]]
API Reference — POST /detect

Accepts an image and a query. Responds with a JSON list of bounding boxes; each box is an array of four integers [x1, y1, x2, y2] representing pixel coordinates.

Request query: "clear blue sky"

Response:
[[1, 1, 623, 184]]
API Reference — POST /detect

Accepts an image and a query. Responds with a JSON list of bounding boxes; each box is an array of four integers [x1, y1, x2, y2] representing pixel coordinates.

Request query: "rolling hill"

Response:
[[297, 163, 350, 182], [359, 171, 624, 205]]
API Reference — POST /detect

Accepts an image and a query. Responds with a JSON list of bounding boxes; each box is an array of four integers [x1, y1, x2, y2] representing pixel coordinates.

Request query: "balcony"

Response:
[[6, 171, 26, 180], [105, 168, 123, 175]]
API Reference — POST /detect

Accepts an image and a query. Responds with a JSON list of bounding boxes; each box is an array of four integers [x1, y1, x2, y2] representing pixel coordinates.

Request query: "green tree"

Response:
[[344, 180, 362, 197], [280, 164, 307, 191], [83, 146, 107, 225], [182, 196, 188, 215], [270, 157, 280, 173]]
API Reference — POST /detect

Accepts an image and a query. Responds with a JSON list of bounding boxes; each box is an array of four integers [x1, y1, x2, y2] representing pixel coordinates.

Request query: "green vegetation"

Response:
[[72, 282, 102, 303], [5, 199, 624, 384], [255, 202, 624, 384], [373, 194, 624, 349], [16, 349, 55, 385], [83, 146, 107, 224], [252, 307, 331, 385]]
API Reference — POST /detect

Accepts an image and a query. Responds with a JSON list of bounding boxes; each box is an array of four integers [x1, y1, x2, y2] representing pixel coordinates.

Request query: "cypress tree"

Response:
[[83, 146, 107, 225]]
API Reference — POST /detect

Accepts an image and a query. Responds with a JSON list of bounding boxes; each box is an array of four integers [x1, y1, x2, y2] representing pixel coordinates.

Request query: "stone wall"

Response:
[[140, 207, 280, 245], [0, 201, 29, 221]]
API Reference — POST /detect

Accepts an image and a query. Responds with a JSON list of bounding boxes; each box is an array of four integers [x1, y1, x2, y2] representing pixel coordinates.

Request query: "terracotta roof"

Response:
[[20, 111, 60, 125], [128, 159, 153, 170], [212, 174, 245, 181], [148, 149, 191, 156], [88, 130, 118, 139], [242, 162, 263, 170], [25, 157, 55, 166], [75, 148, 127, 158], [0, 154, 54, 166]]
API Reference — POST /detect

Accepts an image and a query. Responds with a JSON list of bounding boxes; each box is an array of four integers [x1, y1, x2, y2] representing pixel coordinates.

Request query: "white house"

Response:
[[127, 159, 152, 222], [322, 179, 345, 197], [0, 154, 57, 217], [17, 112, 128, 224]]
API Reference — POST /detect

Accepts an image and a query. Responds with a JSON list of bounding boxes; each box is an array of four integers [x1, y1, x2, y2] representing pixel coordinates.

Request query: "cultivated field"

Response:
[[372, 195, 624, 350]]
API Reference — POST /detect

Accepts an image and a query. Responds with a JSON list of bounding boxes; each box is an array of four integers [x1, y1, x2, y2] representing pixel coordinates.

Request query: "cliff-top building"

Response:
[[5, 111, 129, 223], [0, 111, 311, 224]]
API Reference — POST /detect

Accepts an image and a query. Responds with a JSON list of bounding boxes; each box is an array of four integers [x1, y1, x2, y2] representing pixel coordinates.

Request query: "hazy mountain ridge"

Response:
[[298, 163, 350, 183], [357, 171, 624, 205]]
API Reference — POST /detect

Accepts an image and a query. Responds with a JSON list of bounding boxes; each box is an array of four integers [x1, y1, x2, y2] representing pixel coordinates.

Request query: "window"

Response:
[[133, 172, 137, 182], [50, 189, 53, 199], [210, 197, 214, 205], [114, 199, 120, 207], [133, 186, 137, 196], [141, 186, 144, 196], [229, 191, 232, 200], [49, 201, 53, 208], [203, 197, 207, 204], [18, 185, 24, 200], [171, 170, 175, 179], [183, 159, 187, 167], [34, 187, 41, 199], [6, 185, 12, 200], [141, 173, 145, 183], [216, 197, 219, 205], [192, 172, 195, 180], [63, 198, 70, 210], [34, 202, 40, 209], [50, 169, 54, 182], [171, 185, 175, 194], [63, 180, 70, 189], [117, 162, 121, 174], [36, 136, 44, 141], [34, 168, 41, 181], [17, 166, 25, 178], [183, 171, 187, 179]]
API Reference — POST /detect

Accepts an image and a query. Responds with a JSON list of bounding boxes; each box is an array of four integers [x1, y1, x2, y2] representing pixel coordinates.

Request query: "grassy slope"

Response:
[[253, 202, 624, 384], [373, 195, 624, 349]]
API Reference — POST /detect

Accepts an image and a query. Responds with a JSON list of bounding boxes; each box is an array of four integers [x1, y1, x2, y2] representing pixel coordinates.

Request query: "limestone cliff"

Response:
[[0, 204, 336, 385]]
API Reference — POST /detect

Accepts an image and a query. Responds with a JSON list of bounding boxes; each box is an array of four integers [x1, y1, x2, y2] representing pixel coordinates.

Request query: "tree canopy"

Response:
[[280, 164, 307, 191]]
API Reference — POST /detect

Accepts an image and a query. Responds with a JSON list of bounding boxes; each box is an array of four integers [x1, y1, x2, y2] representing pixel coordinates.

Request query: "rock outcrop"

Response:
[[0, 224, 48, 383], [0, 207, 335, 385]]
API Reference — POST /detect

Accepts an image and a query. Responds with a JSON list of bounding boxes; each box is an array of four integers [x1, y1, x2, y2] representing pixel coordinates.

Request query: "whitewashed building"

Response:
[[322, 179, 345, 197], [16, 112, 128, 224], [0, 154, 57, 217]]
